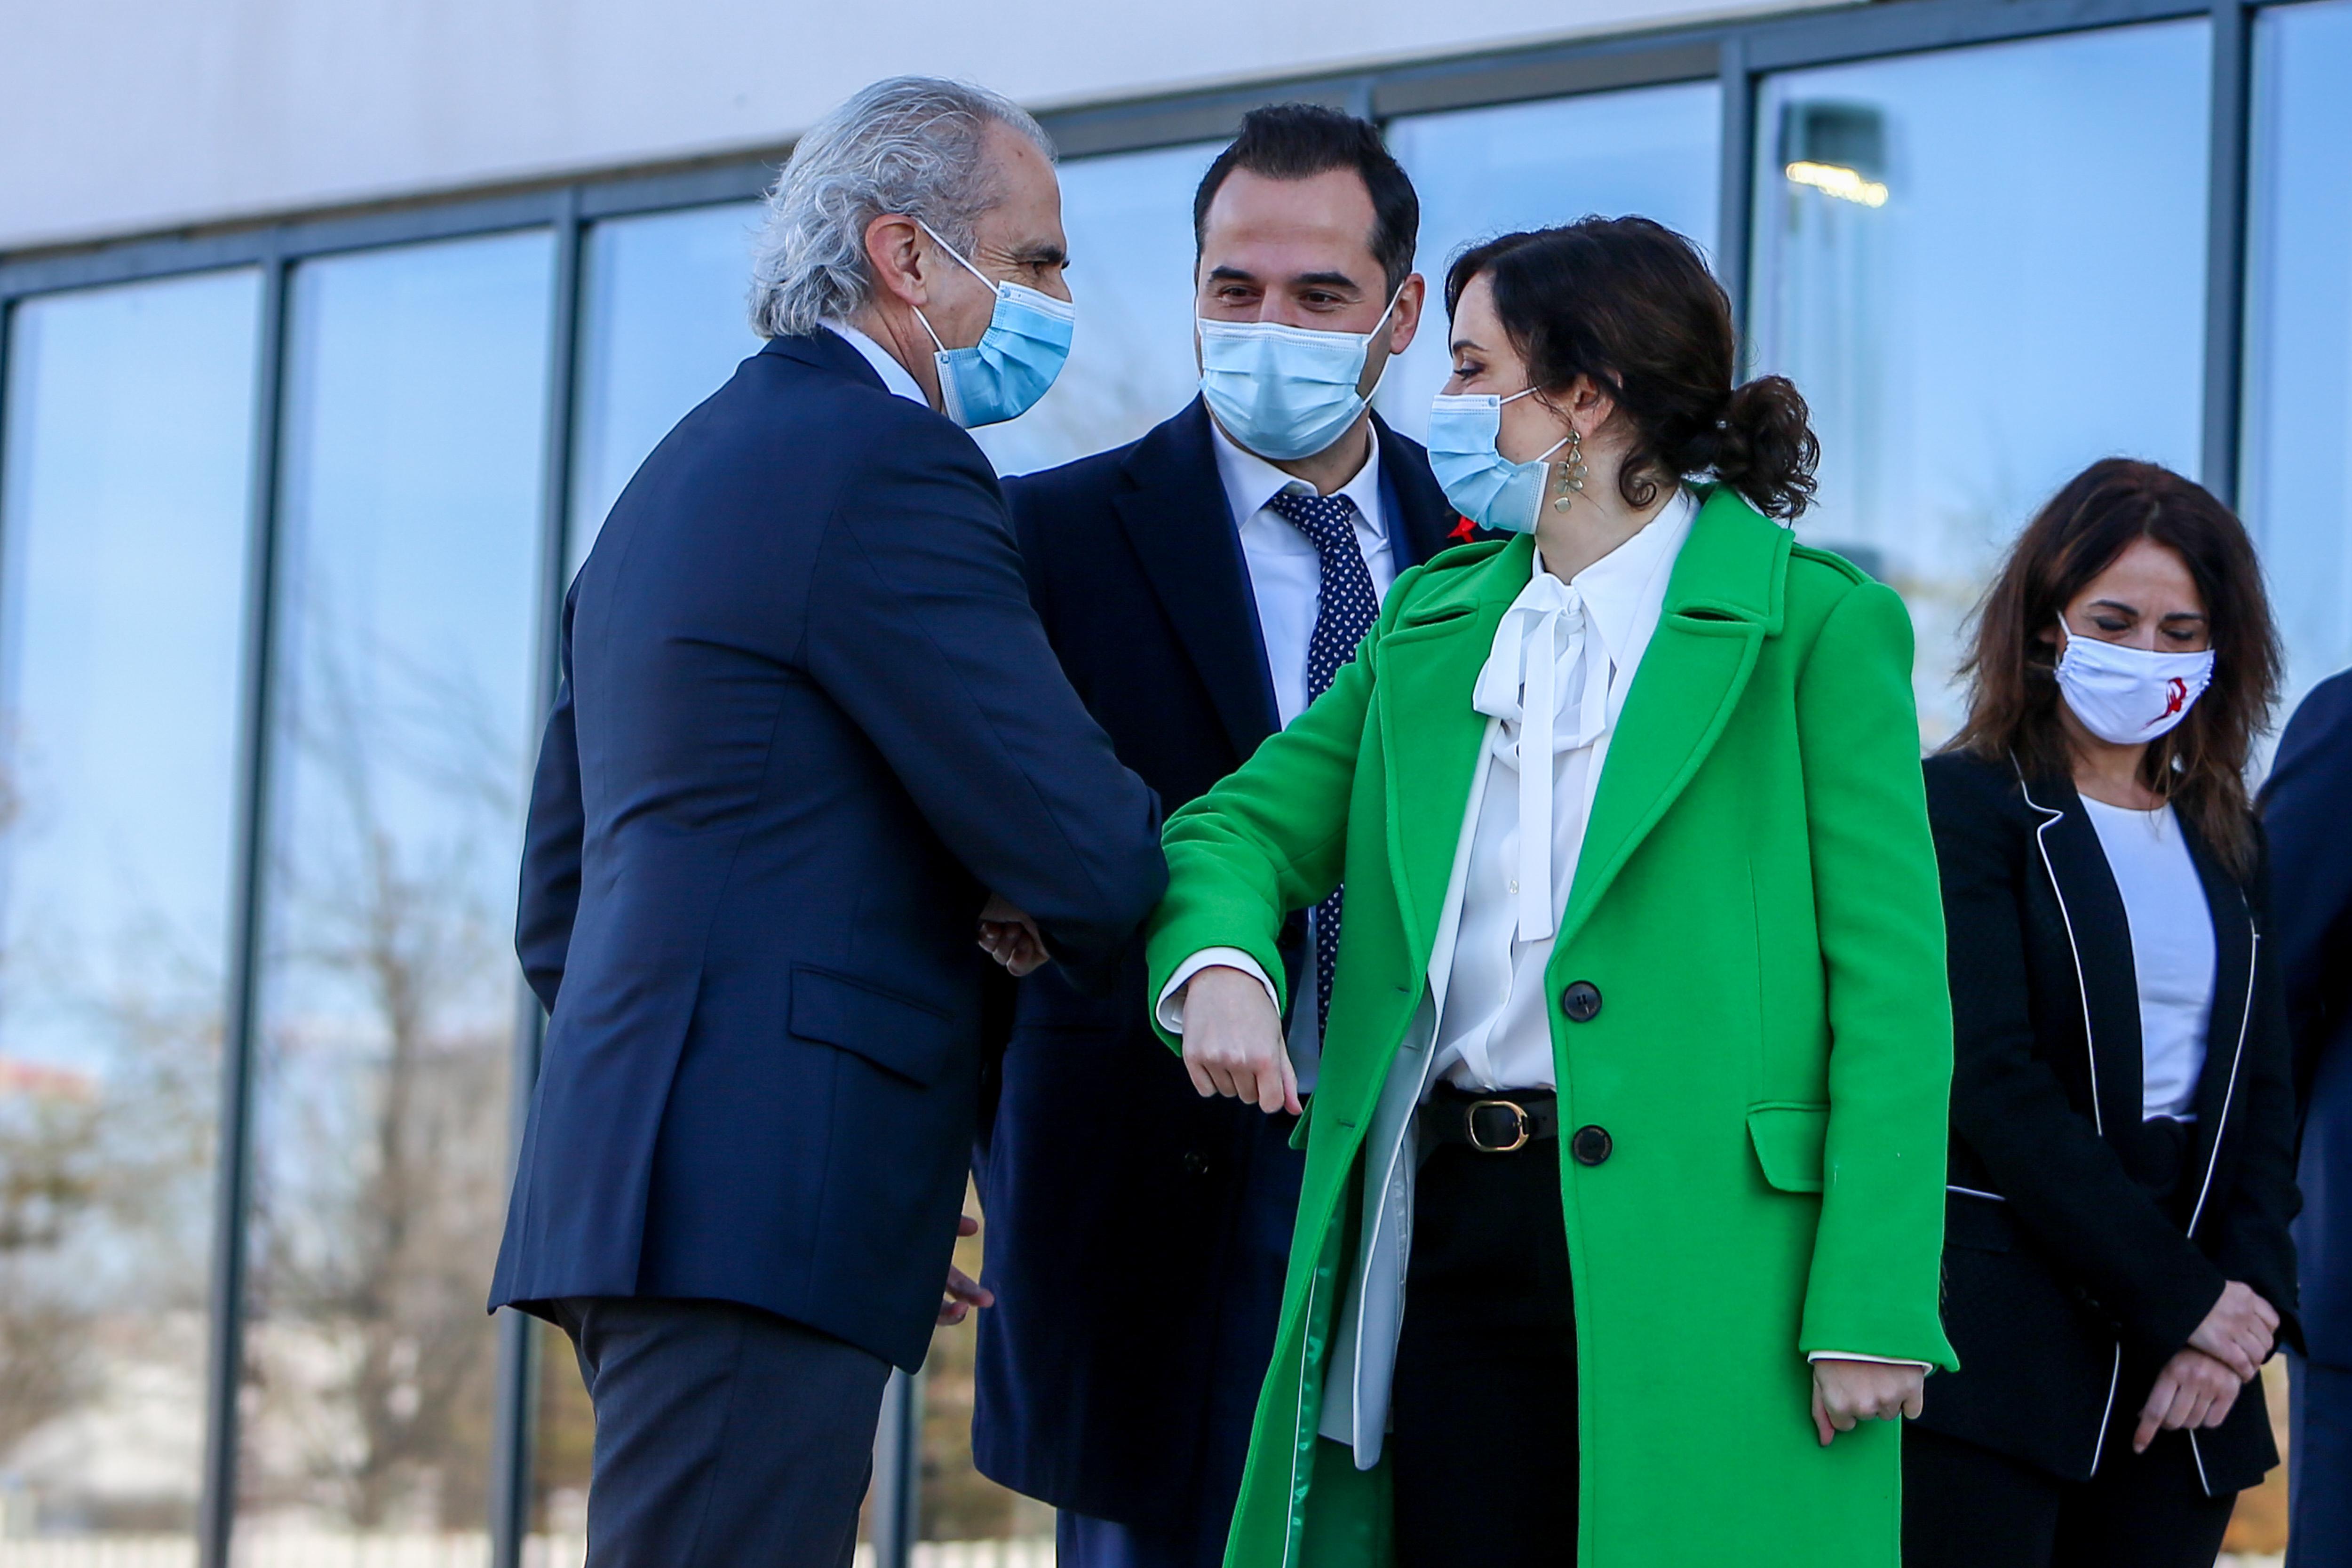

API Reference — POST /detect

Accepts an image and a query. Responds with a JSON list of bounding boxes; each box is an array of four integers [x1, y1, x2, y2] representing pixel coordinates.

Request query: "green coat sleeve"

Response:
[[1144, 568, 1417, 1052], [1790, 576, 1962, 1371]]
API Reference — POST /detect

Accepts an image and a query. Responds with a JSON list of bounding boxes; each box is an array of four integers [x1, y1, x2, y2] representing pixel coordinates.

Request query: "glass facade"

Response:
[[1748, 22, 2214, 742], [0, 3, 2339, 1558], [1380, 80, 1724, 438], [0, 269, 258, 1539], [239, 231, 553, 1542], [2243, 0, 2352, 720]]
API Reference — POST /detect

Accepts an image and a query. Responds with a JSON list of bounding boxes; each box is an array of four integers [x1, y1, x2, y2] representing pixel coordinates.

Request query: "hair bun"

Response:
[[1709, 376, 1820, 520]]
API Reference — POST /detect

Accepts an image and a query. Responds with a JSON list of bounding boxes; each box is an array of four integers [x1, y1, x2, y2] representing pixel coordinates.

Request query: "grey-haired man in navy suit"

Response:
[[972, 105, 1472, 1568]]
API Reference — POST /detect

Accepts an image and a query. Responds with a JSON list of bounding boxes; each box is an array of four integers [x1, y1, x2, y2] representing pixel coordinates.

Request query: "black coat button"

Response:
[[1560, 980, 1603, 1022], [1182, 1151, 1210, 1177], [1570, 1125, 1613, 1166]]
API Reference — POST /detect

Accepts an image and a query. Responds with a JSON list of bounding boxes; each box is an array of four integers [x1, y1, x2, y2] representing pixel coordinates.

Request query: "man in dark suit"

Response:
[[971, 105, 1469, 1568], [488, 78, 1164, 1568], [2265, 668, 2352, 1568]]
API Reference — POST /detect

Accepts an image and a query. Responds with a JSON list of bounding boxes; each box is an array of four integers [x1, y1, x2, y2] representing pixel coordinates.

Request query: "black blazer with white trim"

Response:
[[1915, 750, 2300, 1492]]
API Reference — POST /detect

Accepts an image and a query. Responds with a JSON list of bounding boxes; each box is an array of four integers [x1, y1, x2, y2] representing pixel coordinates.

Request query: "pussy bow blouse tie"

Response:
[[1470, 569, 1611, 942]]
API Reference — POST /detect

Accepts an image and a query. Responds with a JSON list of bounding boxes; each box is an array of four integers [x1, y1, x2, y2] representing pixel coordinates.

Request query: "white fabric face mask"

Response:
[[2053, 624, 2216, 745]]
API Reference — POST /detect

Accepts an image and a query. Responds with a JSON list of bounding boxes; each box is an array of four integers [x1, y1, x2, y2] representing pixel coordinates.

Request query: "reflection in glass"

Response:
[[2243, 0, 2352, 719], [240, 231, 551, 1544], [970, 141, 1223, 478], [568, 201, 764, 573], [1749, 24, 2211, 740], [0, 270, 257, 1539], [1380, 81, 1724, 439]]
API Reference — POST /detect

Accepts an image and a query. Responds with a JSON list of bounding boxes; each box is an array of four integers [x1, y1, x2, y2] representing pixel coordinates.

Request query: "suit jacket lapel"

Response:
[[2024, 773, 2150, 1136], [1377, 535, 1532, 959], [1554, 490, 1782, 954], [1112, 400, 1280, 759], [2179, 816, 2257, 1223], [1374, 414, 1468, 570]]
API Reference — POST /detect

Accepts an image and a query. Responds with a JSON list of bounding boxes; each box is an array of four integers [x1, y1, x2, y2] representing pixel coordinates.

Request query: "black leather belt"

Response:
[[1421, 1088, 1559, 1154]]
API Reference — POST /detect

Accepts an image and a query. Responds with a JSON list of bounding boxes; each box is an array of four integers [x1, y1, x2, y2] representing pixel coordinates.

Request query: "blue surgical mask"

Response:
[[914, 221, 1076, 428], [1426, 389, 1571, 535], [1197, 292, 1401, 461]]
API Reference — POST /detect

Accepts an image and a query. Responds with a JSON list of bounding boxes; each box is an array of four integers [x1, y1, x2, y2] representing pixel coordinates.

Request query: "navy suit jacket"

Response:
[[2267, 669, 2352, 1366], [488, 331, 1166, 1373], [971, 399, 1464, 1522]]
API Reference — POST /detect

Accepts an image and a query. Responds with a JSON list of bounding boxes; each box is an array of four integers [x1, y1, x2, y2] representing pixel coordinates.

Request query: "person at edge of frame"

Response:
[[1907, 458, 2303, 1568], [1143, 215, 1957, 1568], [969, 104, 1470, 1568], [485, 76, 1166, 1568], [2258, 662, 2352, 1568]]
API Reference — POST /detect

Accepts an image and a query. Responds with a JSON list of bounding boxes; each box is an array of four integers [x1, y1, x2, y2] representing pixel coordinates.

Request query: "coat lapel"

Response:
[[1112, 400, 1280, 759], [1377, 535, 1532, 958], [1554, 489, 1786, 954]]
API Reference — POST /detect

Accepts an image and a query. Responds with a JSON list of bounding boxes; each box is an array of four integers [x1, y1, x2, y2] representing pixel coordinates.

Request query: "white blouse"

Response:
[[2079, 797, 2216, 1120]]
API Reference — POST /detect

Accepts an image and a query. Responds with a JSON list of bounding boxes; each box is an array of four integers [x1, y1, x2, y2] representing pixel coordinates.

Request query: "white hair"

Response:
[[749, 77, 1054, 339]]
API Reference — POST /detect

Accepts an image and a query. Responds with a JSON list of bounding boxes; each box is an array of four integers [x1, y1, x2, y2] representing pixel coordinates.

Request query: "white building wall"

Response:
[[0, 0, 1836, 253]]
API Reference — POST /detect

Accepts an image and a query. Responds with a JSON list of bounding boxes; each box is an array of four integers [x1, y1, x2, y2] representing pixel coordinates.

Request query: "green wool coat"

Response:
[[1145, 487, 1959, 1568]]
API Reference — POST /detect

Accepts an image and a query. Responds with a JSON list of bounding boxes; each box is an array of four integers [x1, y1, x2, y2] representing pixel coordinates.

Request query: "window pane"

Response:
[[2244, 0, 2352, 718], [1749, 23, 2211, 740], [1380, 81, 1724, 439], [568, 201, 764, 573], [0, 269, 257, 1541], [970, 141, 1224, 477], [240, 230, 552, 1547]]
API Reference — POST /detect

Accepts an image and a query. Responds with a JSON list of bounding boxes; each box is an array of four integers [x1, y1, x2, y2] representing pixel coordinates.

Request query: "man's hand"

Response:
[[1180, 965, 1300, 1116], [1810, 1360, 1925, 1447], [2133, 1347, 2241, 1452], [939, 1214, 994, 1327], [977, 894, 1048, 977], [2186, 1280, 2279, 1381]]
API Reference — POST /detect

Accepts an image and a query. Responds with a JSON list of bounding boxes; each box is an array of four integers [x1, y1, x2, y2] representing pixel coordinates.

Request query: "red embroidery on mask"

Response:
[[2161, 677, 2188, 718]]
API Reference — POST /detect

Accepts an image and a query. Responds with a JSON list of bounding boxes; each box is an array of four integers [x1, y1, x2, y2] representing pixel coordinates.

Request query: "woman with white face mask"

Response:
[[1913, 459, 2302, 1568]]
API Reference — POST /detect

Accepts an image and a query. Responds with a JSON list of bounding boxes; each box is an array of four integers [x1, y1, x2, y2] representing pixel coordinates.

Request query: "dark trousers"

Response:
[[2292, 1355, 2352, 1568], [1056, 1108, 1303, 1568], [1389, 1135, 1579, 1568], [1903, 1418, 2233, 1568], [548, 1296, 893, 1568]]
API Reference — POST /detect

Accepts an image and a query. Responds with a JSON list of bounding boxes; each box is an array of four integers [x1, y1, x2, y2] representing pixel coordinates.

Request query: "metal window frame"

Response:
[[0, 0, 2315, 1561]]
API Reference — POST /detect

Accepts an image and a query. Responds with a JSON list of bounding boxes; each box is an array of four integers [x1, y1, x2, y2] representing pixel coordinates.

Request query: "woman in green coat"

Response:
[[1145, 218, 1958, 1568]]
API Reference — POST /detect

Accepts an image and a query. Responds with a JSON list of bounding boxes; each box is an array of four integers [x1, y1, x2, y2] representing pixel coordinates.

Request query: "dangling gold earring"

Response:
[[1552, 428, 1587, 513]]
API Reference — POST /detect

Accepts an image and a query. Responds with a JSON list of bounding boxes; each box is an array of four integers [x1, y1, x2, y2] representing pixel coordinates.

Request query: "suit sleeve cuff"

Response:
[[1156, 950, 1281, 1035], [1808, 1352, 1934, 1369]]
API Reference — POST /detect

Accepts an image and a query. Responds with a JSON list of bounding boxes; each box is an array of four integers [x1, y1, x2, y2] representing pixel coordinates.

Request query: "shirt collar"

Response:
[[824, 320, 931, 407], [1533, 485, 1699, 676], [1209, 415, 1388, 542]]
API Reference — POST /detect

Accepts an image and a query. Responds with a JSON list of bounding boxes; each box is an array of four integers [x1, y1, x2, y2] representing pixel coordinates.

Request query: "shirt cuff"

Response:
[[1807, 1352, 1933, 1369], [1156, 950, 1281, 1035]]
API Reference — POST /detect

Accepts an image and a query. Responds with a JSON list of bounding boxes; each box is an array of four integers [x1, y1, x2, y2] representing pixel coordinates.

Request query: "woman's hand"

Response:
[[976, 894, 1049, 977], [1810, 1360, 1925, 1446], [1180, 965, 1300, 1116], [2186, 1280, 2279, 1381], [938, 1214, 995, 1326], [2133, 1347, 2241, 1452]]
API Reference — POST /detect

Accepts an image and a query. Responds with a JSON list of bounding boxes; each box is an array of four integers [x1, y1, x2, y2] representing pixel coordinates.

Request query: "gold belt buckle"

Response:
[[1465, 1098, 1531, 1154]]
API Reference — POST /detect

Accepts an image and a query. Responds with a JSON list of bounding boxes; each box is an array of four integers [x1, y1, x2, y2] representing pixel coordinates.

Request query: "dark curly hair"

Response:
[[1444, 216, 1819, 519], [1947, 458, 2281, 878]]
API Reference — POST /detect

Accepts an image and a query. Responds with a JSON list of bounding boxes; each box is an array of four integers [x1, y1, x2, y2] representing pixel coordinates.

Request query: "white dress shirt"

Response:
[[1208, 419, 1398, 726], [825, 320, 930, 406], [2080, 797, 2216, 1121]]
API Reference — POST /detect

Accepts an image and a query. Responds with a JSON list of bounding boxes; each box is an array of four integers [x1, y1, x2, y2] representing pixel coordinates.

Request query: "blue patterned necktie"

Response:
[[1267, 487, 1380, 1039]]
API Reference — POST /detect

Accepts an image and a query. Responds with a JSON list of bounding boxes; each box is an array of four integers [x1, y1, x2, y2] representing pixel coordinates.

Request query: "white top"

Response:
[[1207, 417, 1397, 727], [1427, 487, 1695, 1091], [824, 320, 930, 406], [2080, 797, 2216, 1121]]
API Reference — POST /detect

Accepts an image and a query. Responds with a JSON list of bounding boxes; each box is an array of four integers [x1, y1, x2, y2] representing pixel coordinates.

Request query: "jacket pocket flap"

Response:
[[790, 966, 956, 1087], [1747, 1102, 1829, 1194]]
